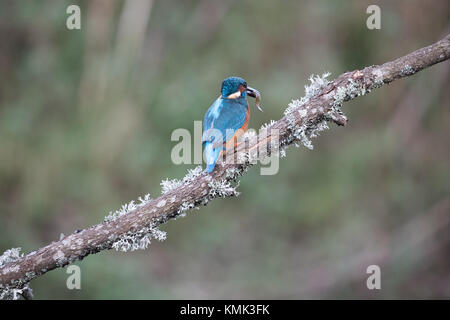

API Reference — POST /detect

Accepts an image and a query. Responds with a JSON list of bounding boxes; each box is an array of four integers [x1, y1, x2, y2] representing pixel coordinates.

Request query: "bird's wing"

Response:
[[203, 97, 222, 135], [202, 97, 247, 148]]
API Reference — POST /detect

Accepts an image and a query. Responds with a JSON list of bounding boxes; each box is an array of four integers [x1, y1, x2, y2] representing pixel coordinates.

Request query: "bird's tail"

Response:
[[204, 142, 221, 173]]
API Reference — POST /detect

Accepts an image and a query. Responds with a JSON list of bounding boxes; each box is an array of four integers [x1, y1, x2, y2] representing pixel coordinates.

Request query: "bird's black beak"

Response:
[[246, 86, 263, 112]]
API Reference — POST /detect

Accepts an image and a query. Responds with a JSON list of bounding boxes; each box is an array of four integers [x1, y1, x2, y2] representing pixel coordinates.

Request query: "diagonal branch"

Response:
[[1, 33, 449, 297]]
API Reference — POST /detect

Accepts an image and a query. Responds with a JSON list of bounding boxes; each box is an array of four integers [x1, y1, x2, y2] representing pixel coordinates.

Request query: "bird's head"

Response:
[[221, 76, 263, 111]]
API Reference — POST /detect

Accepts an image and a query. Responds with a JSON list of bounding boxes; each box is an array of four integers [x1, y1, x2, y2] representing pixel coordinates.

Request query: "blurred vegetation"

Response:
[[0, 0, 449, 299]]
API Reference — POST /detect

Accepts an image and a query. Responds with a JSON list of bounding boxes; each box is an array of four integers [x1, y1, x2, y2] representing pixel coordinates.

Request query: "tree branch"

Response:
[[1, 34, 449, 297]]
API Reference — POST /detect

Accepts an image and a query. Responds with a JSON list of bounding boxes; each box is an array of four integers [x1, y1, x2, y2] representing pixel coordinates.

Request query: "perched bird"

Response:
[[202, 76, 262, 173]]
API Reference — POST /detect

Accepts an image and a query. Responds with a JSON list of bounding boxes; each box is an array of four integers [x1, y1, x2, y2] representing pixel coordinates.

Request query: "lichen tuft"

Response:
[[111, 224, 166, 252], [104, 194, 152, 222]]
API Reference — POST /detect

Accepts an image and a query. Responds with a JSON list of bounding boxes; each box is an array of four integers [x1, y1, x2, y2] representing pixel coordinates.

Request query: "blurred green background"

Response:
[[0, 0, 449, 299]]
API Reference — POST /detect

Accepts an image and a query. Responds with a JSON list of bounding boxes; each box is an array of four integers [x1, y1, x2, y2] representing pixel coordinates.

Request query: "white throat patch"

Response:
[[226, 90, 241, 99]]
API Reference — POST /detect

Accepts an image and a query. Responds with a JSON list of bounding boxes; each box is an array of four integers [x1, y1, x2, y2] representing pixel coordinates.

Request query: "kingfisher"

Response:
[[202, 76, 262, 173]]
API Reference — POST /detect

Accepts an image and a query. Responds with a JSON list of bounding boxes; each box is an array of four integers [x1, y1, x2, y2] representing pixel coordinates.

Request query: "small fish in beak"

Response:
[[246, 86, 263, 112]]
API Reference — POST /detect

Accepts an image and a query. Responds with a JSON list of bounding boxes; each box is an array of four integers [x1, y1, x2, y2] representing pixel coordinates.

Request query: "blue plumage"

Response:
[[203, 98, 247, 146], [202, 77, 249, 173]]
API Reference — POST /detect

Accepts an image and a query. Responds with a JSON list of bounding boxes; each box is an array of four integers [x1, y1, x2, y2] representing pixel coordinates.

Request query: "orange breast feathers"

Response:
[[223, 105, 250, 151], [242, 104, 250, 131]]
